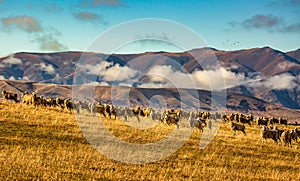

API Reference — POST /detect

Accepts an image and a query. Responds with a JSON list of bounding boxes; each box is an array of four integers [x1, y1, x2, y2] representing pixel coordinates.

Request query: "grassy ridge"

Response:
[[0, 101, 299, 180]]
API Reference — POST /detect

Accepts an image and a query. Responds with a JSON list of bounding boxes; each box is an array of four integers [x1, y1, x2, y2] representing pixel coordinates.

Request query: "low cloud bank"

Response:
[[79, 61, 300, 91], [2, 56, 22, 65]]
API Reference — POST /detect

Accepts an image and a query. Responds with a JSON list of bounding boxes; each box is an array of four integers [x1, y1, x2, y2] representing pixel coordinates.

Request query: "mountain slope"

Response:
[[0, 47, 299, 109]]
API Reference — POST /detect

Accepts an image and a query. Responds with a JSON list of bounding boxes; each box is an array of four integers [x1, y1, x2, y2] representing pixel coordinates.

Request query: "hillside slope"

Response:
[[0, 101, 299, 180]]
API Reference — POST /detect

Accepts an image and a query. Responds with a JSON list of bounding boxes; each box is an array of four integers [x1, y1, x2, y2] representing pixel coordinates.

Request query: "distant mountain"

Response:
[[0, 47, 300, 109], [287, 49, 300, 63], [1, 47, 299, 82]]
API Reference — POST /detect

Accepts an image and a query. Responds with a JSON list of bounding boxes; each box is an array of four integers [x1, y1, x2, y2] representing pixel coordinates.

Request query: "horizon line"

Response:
[[1, 46, 300, 57]]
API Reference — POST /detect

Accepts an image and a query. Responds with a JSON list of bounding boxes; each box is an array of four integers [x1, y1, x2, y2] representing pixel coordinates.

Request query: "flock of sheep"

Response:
[[1, 90, 211, 129], [1, 90, 299, 147], [223, 113, 299, 147]]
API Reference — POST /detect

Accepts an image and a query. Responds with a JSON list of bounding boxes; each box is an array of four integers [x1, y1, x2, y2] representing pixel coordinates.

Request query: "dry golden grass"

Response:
[[0, 100, 300, 180]]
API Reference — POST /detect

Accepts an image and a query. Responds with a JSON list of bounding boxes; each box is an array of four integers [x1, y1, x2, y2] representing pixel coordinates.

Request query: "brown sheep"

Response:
[[96, 103, 107, 118], [273, 126, 284, 141], [198, 111, 210, 120], [228, 121, 246, 135], [257, 117, 268, 126], [46, 97, 55, 107], [1, 90, 18, 103], [104, 104, 116, 119], [239, 114, 252, 126], [269, 117, 279, 124], [261, 126, 278, 143], [161, 114, 180, 129], [140, 107, 152, 117], [56, 97, 65, 109], [164, 109, 181, 118], [290, 128, 298, 143], [64, 99, 79, 114], [33, 96, 46, 107], [278, 117, 287, 125], [189, 112, 203, 132], [222, 114, 232, 122], [126, 106, 141, 122], [281, 130, 292, 147]]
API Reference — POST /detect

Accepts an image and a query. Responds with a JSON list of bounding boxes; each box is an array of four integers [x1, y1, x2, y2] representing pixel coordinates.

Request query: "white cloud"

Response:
[[85, 81, 110, 86], [248, 73, 297, 90], [0, 75, 5, 80], [99, 64, 138, 82], [193, 67, 245, 90], [276, 61, 296, 70], [297, 75, 300, 91], [80, 61, 138, 82], [40, 62, 55, 74], [2, 56, 22, 65], [78, 60, 299, 91], [80, 61, 111, 75], [138, 82, 168, 89], [140, 65, 242, 90], [142, 65, 196, 88], [265, 74, 296, 90], [8, 76, 15, 80]]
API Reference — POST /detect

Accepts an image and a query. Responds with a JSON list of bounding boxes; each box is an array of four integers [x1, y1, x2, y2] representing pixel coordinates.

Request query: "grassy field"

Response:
[[0, 100, 299, 180]]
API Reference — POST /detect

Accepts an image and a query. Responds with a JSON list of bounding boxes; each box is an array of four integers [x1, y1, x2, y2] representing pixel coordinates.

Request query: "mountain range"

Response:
[[0, 47, 299, 112]]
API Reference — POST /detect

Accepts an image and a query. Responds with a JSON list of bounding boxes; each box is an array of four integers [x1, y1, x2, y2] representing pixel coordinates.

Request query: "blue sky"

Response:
[[0, 0, 299, 56]]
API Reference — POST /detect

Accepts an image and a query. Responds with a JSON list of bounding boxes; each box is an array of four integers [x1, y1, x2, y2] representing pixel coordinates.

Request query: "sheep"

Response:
[[150, 109, 162, 121], [269, 117, 279, 125], [198, 111, 210, 120], [80, 101, 91, 113], [228, 121, 246, 135], [180, 111, 190, 120], [278, 117, 287, 125], [64, 99, 80, 114], [96, 103, 107, 118], [125, 106, 141, 122], [140, 107, 152, 117], [33, 96, 46, 107], [261, 126, 278, 143], [104, 104, 116, 119], [257, 117, 268, 126], [114, 106, 128, 120], [21, 92, 34, 105], [55, 97, 65, 109], [1, 90, 18, 103], [161, 114, 180, 129], [189, 112, 204, 132], [273, 126, 284, 141], [46, 97, 55, 107], [281, 130, 292, 147], [290, 128, 298, 143], [222, 114, 232, 122], [88, 102, 97, 114], [238, 114, 252, 126]]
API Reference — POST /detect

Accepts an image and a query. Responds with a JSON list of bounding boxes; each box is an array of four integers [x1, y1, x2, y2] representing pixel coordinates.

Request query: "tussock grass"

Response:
[[0, 101, 299, 180]]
